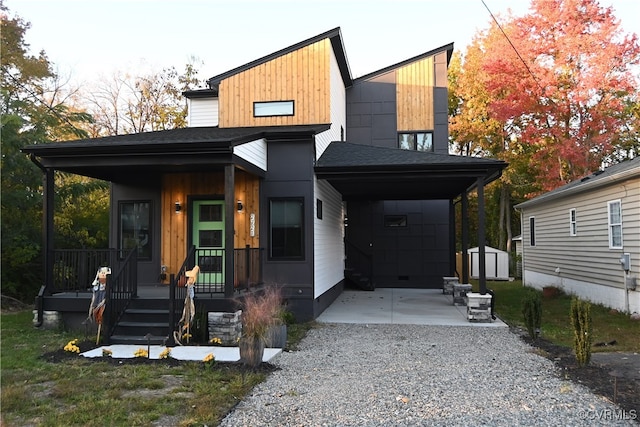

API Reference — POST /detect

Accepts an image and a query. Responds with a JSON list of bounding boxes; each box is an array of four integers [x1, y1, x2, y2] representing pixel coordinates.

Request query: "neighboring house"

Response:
[[23, 28, 506, 342], [515, 157, 640, 314]]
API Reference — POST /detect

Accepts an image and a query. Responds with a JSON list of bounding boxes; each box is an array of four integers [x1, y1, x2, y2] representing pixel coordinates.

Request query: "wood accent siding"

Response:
[[521, 177, 640, 289], [396, 56, 434, 131], [160, 170, 260, 277], [218, 39, 331, 128]]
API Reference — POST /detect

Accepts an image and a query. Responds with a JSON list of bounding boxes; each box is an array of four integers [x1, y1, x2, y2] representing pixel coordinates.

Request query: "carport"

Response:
[[315, 142, 507, 293]]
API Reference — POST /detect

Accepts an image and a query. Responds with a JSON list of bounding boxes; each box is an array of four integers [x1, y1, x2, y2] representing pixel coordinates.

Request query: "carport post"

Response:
[[461, 192, 469, 284], [476, 176, 487, 294]]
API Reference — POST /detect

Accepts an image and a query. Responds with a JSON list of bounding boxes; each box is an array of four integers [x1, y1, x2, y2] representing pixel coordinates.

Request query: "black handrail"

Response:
[[344, 239, 374, 288], [104, 248, 138, 344], [51, 249, 118, 294]]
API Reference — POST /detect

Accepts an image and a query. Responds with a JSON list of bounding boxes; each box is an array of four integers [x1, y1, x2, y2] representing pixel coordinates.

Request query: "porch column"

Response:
[[449, 199, 456, 276], [476, 176, 487, 294], [224, 164, 235, 298], [461, 191, 469, 284], [44, 168, 55, 294]]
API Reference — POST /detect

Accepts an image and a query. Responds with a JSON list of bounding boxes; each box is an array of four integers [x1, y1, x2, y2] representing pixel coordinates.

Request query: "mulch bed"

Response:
[[518, 329, 640, 414], [41, 340, 278, 373]]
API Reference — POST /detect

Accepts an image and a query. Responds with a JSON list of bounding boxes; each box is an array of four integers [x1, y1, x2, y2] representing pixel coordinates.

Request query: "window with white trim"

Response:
[[607, 200, 623, 249], [569, 208, 577, 236]]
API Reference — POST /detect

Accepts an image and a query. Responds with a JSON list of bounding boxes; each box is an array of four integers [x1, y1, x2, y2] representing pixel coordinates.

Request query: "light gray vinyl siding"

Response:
[[234, 138, 267, 171], [188, 98, 219, 127], [521, 176, 640, 289]]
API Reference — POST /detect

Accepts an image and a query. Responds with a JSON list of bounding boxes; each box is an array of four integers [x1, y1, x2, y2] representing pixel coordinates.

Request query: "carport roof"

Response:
[[315, 142, 507, 200]]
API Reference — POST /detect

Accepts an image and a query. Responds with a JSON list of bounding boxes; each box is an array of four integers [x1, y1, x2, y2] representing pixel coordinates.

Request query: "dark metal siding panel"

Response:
[[110, 183, 162, 286], [433, 86, 450, 154], [346, 199, 451, 288], [346, 73, 397, 148], [261, 140, 315, 315]]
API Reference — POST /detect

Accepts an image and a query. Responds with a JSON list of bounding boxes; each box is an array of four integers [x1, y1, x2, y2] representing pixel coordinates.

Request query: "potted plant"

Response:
[[238, 286, 283, 368]]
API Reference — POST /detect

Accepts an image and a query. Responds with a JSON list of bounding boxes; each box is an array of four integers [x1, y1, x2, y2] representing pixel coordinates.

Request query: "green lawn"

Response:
[[476, 280, 640, 352], [0, 310, 311, 426]]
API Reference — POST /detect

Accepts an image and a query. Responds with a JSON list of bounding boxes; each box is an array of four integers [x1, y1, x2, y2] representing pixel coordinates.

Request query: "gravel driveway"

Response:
[[220, 323, 638, 426]]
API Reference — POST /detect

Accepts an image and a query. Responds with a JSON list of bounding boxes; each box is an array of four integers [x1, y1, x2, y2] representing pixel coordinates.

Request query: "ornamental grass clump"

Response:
[[240, 286, 283, 341], [570, 297, 592, 367]]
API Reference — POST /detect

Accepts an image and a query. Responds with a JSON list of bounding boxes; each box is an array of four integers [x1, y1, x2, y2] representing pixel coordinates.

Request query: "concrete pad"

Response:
[[81, 345, 281, 362], [317, 288, 507, 327]]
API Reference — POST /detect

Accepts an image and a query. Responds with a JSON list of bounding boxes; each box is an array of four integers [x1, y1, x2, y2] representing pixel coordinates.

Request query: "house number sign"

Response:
[[250, 213, 255, 237]]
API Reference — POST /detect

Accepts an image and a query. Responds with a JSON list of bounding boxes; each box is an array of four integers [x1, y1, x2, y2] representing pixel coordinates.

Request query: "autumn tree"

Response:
[[85, 58, 203, 136], [482, 0, 640, 193], [450, 0, 640, 254], [1, 4, 105, 301]]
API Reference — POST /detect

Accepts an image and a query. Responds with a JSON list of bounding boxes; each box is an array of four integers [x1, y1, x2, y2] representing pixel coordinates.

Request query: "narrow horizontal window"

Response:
[[254, 100, 294, 117], [398, 131, 434, 152], [384, 215, 407, 227]]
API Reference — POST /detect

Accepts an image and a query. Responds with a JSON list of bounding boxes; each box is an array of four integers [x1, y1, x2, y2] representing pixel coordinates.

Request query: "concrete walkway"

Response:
[[317, 288, 507, 327]]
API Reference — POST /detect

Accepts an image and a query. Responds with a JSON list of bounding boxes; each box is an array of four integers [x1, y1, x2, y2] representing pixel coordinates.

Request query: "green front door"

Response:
[[192, 200, 225, 291]]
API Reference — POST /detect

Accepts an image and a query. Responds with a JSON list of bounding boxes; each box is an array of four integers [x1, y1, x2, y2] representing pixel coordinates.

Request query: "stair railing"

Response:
[[344, 239, 374, 288], [104, 248, 138, 344], [168, 245, 196, 345]]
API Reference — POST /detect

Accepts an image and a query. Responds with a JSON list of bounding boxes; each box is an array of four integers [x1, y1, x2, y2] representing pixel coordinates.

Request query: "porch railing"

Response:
[[51, 249, 120, 294], [105, 248, 138, 342]]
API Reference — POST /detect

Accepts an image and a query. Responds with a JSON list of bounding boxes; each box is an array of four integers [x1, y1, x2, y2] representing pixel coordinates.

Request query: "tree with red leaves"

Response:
[[480, 0, 640, 194]]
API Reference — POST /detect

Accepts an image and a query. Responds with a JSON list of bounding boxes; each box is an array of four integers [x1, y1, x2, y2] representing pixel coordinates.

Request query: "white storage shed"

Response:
[[468, 246, 509, 280]]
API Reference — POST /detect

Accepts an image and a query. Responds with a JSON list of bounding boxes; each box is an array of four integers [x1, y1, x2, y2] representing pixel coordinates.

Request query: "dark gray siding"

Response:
[[346, 72, 397, 148], [110, 182, 162, 286], [346, 200, 451, 288], [261, 139, 316, 321]]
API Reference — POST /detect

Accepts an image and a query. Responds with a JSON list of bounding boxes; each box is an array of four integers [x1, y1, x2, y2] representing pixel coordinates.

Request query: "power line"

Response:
[[480, 0, 548, 97]]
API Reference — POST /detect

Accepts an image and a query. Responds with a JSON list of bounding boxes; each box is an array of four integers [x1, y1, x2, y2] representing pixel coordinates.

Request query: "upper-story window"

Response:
[[254, 100, 294, 117], [398, 132, 433, 152]]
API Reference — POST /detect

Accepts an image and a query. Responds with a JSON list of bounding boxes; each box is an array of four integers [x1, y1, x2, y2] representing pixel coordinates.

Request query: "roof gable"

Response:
[[206, 27, 352, 90]]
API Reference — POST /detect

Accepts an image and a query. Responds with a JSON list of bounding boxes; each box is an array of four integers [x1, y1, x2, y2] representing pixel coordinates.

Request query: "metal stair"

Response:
[[110, 298, 170, 345], [344, 268, 374, 291]]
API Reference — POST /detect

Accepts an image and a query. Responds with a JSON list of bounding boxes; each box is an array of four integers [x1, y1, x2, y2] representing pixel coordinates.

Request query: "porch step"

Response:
[[109, 334, 168, 346]]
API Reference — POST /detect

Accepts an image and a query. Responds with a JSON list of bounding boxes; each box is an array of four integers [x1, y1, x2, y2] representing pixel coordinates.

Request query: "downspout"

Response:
[[29, 154, 50, 327]]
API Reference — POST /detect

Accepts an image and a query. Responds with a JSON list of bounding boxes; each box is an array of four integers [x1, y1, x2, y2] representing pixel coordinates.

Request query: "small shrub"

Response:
[[570, 297, 592, 367], [522, 290, 542, 339]]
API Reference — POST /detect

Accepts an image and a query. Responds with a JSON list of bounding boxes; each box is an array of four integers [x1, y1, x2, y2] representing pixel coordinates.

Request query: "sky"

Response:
[[6, 0, 640, 86]]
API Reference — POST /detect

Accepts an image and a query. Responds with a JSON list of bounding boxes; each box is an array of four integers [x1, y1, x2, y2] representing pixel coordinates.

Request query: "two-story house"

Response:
[[24, 28, 506, 343]]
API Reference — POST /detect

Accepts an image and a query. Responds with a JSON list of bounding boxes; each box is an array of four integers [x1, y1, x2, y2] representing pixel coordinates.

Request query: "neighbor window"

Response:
[[254, 100, 294, 117], [607, 200, 623, 249], [529, 217, 536, 247], [569, 208, 577, 236], [119, 201, 151, 259], [270, 198, 304, 259], [398, 132, 433, 152]]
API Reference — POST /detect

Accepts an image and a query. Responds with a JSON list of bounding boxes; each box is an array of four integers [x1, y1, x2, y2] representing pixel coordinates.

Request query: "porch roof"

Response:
[[315, 142, 507, 200], [22, 124, 329, 183]]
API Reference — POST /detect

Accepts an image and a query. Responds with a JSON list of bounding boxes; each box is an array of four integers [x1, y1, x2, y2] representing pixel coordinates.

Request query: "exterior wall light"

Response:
[[174, 201, 182, 214], [237, 200, 244, 212]]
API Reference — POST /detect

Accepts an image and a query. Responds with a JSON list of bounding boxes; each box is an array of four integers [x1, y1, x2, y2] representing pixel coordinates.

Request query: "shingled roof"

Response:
[[515, 156, 640, 209], [315, 142, 507, 200]]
